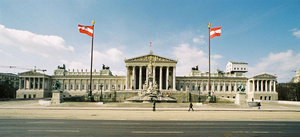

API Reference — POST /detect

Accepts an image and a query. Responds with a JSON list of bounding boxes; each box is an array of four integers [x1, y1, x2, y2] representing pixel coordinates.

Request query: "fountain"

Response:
[[126, 54, 176, 103]]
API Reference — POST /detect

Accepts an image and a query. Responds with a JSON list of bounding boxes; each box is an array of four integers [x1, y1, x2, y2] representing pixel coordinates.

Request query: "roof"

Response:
[[251, 73, 276, 79], [124, 50, 177, 63], [0, 73, 18, 77], [228, 61, 248, 64], [18, 70, 50, 77]]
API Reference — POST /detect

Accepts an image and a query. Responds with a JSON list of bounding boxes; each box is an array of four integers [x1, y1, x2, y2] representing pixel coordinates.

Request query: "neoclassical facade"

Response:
[[16, 51, 278, 101], [124, 51, 177, 91], [16, 71, 52, 99]]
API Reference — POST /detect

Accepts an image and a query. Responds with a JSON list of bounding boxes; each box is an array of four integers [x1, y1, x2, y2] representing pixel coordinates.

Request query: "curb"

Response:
[[0, 107, 299, 112]]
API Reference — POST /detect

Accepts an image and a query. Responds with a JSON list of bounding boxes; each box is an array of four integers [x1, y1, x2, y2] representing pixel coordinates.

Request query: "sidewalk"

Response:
[[0, 99, 299, 112]]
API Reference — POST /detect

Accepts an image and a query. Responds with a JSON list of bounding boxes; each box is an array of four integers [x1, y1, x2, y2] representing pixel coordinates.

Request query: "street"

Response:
[[0, 119, 300, 137]]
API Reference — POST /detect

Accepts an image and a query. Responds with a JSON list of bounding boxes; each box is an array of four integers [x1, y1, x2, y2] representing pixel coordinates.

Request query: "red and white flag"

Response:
[[210, 26, 222, 39], [78, 24, 93, 37]]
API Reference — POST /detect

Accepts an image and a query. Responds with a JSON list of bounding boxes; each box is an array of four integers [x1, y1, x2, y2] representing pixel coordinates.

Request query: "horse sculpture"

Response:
[[192, 65, 199, 70], [57, 64, 66, 69], [102, 64, 110, 70]]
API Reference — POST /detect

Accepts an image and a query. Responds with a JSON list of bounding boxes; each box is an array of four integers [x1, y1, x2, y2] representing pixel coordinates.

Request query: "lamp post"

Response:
[[198, 86, 201, 103], [99, 84, 103, 102]]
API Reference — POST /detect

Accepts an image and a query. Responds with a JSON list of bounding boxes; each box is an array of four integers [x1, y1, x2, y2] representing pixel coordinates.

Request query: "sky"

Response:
[[0, 0, 300, 83]]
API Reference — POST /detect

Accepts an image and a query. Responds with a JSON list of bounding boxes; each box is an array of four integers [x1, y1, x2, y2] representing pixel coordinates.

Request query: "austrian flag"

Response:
[[78, 25, 94, 37], [210, 26, 222, 39]]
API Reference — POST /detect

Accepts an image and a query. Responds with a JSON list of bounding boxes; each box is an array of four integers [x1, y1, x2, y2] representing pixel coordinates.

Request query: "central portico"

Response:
[[124, 51, 177, 91]]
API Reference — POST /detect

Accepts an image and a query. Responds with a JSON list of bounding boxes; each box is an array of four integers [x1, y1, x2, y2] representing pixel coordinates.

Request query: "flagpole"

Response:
[[89, 20, 95, 100], [208, 22, 211, 96]]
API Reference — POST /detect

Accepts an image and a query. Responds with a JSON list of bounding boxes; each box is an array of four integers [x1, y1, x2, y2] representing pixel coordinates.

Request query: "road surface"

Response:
[[0, 119, 299, 137]]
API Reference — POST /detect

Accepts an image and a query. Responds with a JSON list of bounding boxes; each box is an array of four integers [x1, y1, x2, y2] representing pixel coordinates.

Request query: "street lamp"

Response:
[[99, 84, 103, 102], [198, 86, 201, 103]]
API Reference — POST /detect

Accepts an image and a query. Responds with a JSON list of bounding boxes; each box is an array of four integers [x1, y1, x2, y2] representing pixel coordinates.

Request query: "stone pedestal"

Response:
[[235, 92, 246, 105], [51, 90, 63, 105]]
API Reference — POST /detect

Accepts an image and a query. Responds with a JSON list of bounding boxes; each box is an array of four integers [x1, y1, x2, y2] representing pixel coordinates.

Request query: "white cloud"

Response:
[[60, 48, 126, 75], [192, 35, 206, 45], [0, 24, 74, 57], [248, 50, 300, 82], [172, 43, 222, 76], [94, 48, 123, 63], [291, 28, 300, 39], [293, 30, 300, 39]]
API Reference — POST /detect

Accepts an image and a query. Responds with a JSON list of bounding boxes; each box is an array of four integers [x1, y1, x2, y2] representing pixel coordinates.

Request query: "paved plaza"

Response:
[[0, 100, 299, 121]]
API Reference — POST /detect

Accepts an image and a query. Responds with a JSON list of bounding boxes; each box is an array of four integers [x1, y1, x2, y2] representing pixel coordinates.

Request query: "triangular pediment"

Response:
[[252, 73, 276, 79], [18, 71, 49, 77], [125, 52, 177, 63]]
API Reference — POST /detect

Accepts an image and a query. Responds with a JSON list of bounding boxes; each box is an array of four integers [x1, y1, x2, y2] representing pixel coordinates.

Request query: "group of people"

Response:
[[152, 101, 194, 112]]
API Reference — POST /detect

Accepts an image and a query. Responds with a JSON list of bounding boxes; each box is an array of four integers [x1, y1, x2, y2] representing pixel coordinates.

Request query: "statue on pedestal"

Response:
[[51, 80, 63, 104], [237, 83, 245, 92]]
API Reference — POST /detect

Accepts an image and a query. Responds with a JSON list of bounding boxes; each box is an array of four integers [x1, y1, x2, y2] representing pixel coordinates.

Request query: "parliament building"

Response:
[[16, 51, 278, 102]]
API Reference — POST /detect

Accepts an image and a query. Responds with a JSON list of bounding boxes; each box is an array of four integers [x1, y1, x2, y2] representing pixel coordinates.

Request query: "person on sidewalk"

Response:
[[188, 102, 194, 111], [258, 102, 261, 109], [152, 101, 156, 112]]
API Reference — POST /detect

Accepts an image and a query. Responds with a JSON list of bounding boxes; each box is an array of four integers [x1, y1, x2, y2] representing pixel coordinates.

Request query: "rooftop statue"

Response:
[[192, 65, 199, 70], [102, 64, 110, 70], [57, 64, 66, 69]]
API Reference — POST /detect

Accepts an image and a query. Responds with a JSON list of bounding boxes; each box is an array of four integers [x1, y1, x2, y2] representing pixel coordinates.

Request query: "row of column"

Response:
[[19, 77, 45, 90], [126, 66, 176, 90], [177, 80, 242, 92], [62, 79, 125, 91], [250, 79, 276, 92]]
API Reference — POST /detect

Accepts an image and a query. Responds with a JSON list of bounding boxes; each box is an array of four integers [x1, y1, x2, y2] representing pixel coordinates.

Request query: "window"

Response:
[[29, 94, 31, 98], [70, 85, 73, 90], [264, 96, 267, 100], [76, 85, 79, 90], [269, 96, 272, 100], [237, 68, 239, 70], [226, 86, 229, 91], [227, 96, 230, 98], [192, 86, 195, 90], [24, 94, 27, 99], [94, 85, 96, 90], [260, 96, 263, 100], [215, 86, 218, 91], [220, 86, 223, 91], [33, 94, 36, 98], [203, 85, 206, 91], [232, 86, 235, 91], [233, 96, 235, 99], [82, 85, 85, 89]]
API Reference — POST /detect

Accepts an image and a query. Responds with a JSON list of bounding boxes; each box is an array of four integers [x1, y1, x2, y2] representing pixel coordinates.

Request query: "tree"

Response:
[[277, 82, 300, 101], [0, 80, 16, 99]]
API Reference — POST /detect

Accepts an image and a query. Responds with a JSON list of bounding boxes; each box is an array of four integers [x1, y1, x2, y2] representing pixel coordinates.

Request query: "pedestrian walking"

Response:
[[152, 101, 156, 111], [258, 102, 261, 109], [188, 102, 194, 111]]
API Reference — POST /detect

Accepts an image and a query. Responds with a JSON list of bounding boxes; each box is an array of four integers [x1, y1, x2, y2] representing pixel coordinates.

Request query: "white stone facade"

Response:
[[16, 71, 52, 99], [226, 61, 248, 73], [16, 51, 278, 101]]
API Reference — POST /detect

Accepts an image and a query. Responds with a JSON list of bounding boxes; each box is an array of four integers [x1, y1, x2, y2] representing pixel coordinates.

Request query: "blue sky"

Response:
[[0, 0, 300, 82]]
